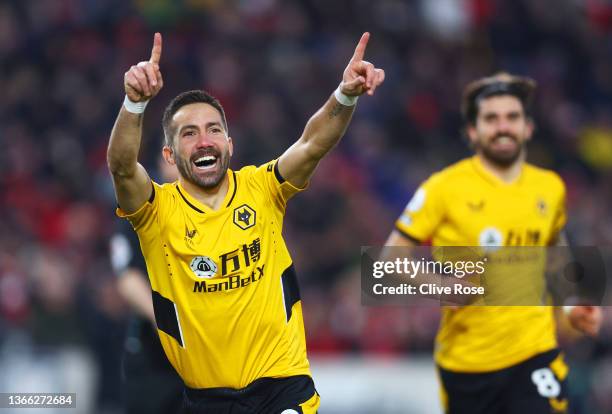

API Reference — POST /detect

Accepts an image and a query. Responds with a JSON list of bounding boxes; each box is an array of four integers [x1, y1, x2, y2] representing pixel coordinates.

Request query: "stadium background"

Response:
[[1, 0, 612, 412]]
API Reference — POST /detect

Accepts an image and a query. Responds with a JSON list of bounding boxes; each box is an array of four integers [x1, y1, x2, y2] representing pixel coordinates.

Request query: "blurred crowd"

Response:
[[2, 0, 612, 412]]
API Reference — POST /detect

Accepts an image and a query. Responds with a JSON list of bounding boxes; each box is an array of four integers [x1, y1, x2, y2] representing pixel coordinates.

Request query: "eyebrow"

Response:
[[178, 124, 198, 134], [178, 122, 223, 134], [206, 122, 224, 129], [482, 109, 523, 117]]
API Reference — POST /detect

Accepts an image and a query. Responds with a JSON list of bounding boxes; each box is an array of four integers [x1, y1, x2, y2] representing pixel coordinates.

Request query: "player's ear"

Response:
[[466, 124, 478, 146], [163, 145, 176, 165], [525, 118, 535, 141], [228, 136, 233, 158]]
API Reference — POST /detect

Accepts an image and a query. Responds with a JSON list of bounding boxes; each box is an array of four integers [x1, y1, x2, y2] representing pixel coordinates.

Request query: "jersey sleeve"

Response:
[[249, 160, 307, 211], [394, 174, 446, 243], [549, 175, 567, 244], [115, 181, 169, 244]]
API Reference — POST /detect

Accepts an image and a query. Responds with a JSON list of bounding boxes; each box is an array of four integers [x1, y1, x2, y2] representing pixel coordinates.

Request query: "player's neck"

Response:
[[179, 173, 230, 211], [477, 153, 524, 184]]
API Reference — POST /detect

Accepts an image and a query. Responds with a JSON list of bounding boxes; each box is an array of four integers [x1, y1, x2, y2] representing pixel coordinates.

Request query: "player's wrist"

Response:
[[334, 85, 358, 106], [123, 95, 149, 114]]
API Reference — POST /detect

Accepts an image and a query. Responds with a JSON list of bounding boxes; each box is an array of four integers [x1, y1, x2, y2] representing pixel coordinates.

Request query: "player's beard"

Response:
[[175, 147, 230, 189], [478, 132, 525, 168]]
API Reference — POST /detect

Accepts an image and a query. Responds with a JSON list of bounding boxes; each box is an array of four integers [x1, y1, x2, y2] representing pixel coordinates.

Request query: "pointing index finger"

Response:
[[149, 32, 162, 64], [352, 32, 370, 61]]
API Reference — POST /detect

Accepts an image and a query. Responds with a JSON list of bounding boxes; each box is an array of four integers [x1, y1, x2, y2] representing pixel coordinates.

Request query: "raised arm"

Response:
[[277, 32, 385, 188], [107, 33, 164, 213]]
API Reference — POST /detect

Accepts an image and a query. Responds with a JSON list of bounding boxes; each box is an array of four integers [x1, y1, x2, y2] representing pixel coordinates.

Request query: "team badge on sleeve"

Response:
[[406, 188, 426, 212], [398, 214, 412, 226]]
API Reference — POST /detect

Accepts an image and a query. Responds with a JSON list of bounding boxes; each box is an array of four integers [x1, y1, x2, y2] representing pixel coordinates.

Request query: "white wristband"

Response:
[[123, 95, 149, 114], [563, 305, 575, 315], [334, 86, 358, 106]]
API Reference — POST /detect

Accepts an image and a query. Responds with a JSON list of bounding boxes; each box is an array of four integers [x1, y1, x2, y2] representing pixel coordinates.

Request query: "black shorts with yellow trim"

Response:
[[182, 375, 319, 414], [438, 349, 569, 414]]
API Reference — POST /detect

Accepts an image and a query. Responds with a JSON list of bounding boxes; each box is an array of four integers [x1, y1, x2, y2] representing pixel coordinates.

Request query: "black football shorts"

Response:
[[182, 375, 319, 414], [438, 349, 569, 414]]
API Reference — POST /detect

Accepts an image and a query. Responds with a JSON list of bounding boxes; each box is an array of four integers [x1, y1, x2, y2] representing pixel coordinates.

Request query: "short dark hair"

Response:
[[461, 72, 536, 125], [162, 90, 228, 147]]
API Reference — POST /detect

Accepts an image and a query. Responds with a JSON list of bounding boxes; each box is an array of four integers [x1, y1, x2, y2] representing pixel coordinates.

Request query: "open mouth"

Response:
[[491, 136, 517, 150], [193, 155, 218, 170]]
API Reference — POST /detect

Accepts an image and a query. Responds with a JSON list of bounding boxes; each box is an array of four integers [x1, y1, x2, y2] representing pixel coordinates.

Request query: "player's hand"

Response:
[[124, 32, 164, 103], [568, 305, 602, 337], [340, 32, 385, 97]]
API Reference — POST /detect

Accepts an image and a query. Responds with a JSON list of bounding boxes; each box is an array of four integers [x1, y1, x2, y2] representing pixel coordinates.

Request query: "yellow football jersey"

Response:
[[395, 156, 566, 372], [117, 160, 312, 389]]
